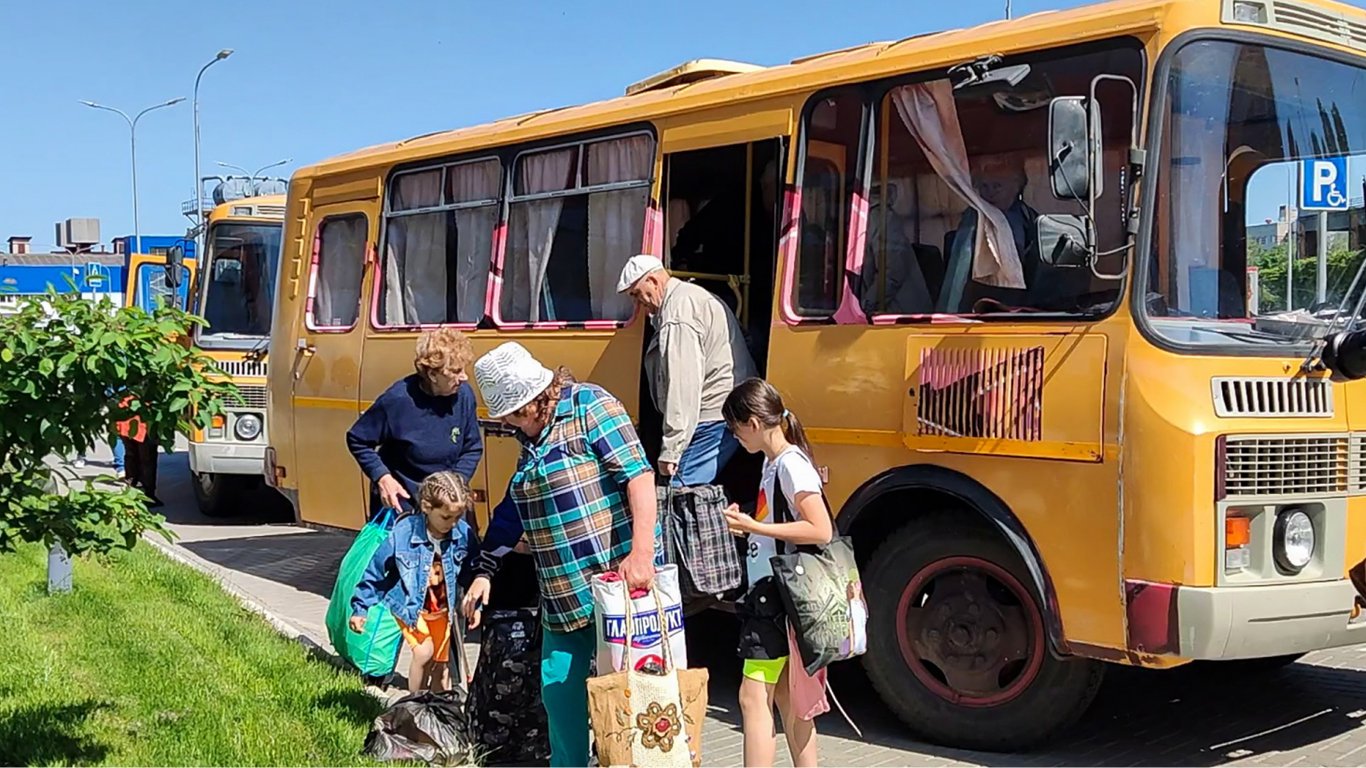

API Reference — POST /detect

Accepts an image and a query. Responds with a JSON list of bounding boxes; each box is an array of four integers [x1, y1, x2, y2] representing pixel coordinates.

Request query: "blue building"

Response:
[[0, 234, 195, 314]]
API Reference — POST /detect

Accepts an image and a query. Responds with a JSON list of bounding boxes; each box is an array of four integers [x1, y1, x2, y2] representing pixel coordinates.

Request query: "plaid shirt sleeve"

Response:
[[581, 388, 650, 488]]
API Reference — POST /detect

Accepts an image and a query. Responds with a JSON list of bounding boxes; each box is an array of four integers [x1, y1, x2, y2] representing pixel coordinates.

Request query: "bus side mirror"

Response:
[[1036, 214, 1091, 268], [1048, 96, 1091, 201], [165, 245, 184, 289]]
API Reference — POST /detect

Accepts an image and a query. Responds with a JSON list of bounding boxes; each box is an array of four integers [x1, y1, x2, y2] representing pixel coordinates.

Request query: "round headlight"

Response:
[[234, 413, 263, 441], [1274, 509, 1315, 572]]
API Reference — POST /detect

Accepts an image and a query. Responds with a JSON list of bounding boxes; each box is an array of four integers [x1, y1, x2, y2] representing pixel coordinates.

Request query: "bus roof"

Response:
[[297, 0, 1366, 183], [205, 194, 287, 225]]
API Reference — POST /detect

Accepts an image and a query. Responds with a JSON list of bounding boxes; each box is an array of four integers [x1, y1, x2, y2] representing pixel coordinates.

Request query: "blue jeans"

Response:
[[672, 421, 739, 487], [112, 439, 126, 473]]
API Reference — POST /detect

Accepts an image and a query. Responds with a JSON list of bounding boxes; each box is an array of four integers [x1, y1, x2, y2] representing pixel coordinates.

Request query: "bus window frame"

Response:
[[1133, 28, 1366, 359], [492, 128, 658, 331], [305, 213, 370, 334], [373, 155, 504, 333], [783, 36, 1148, 328]]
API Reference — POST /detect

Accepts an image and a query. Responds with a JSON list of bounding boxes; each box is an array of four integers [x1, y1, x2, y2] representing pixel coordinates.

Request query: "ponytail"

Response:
[[779, 408, 816, 466]]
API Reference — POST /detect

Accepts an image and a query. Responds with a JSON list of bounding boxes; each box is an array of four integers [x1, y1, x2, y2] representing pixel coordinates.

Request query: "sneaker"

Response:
[[146, 495, 165, 509]]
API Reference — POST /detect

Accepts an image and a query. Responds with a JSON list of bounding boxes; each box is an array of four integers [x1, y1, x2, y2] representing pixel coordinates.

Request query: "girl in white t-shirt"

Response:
[[721, 377, 833, 768]]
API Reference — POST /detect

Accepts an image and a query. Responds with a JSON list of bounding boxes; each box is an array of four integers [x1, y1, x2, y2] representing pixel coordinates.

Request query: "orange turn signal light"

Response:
[[1226, 516, 1251, 548], [211, 415, 226, 429]]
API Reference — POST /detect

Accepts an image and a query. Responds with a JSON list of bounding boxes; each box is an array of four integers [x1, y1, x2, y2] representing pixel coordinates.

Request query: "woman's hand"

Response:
[[349, 615, 367, 633], [723, 503, 757, 536], [462, 576, 491, 629], [377, 474, 410, 511]]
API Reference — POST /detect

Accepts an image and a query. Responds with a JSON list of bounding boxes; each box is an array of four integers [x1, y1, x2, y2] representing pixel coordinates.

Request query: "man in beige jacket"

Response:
[[617, 254, 757, 486]]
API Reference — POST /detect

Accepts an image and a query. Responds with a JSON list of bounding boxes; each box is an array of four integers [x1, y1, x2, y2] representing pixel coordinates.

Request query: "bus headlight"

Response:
[[1273, 508, 1315, 573], [234, 413, 263, 441]]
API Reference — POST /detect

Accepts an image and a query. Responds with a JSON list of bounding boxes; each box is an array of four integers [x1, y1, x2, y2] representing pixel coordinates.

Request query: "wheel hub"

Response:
[[896, 557, 1045, 707]]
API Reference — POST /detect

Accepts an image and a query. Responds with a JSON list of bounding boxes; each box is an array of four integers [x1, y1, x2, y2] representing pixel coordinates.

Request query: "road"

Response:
[[72, 443, 1366, 766]]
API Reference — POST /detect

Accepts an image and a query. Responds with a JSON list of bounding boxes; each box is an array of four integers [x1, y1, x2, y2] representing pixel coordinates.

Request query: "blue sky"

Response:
[[9, 0, 1325, 247]]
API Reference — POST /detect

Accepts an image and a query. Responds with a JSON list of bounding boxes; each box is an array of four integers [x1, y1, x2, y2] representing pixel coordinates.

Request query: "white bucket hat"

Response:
[[616, 254, 665, 293], [474, 342, 555, 419]]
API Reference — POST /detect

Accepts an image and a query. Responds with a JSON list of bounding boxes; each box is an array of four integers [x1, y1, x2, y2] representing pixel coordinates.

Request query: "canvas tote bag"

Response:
[[587, 588, 708, 767]]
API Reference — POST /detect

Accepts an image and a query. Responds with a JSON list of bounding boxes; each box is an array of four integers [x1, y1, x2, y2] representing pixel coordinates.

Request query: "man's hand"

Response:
[[462, 576, 492, 629], [377, 474, 410, 511], [658, 460, 677, 477], [349, 615, 367, 633], [619, 549, 656, 591]]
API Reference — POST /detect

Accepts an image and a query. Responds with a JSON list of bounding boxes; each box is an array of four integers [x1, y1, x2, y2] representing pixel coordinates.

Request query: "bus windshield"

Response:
[[1146, 39, 1366, 350], [199, 222, 282, 340]]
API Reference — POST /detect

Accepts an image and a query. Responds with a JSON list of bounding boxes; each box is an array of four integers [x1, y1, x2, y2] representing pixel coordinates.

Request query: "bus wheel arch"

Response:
[[838, 465, 1104, 750], [838, 464, 1066, 655]]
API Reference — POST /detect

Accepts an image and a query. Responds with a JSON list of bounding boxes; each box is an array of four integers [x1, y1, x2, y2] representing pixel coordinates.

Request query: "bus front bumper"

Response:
[[1175, 580, 1366, 659], [188, 441, 266, 476]]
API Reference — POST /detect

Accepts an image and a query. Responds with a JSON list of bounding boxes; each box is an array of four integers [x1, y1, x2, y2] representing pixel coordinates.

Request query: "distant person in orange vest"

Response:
[[116, 396, 162, 508]]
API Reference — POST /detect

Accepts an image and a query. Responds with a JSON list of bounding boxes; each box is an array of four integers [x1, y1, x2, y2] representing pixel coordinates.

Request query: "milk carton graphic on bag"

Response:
[[591, 564, 688, 673]]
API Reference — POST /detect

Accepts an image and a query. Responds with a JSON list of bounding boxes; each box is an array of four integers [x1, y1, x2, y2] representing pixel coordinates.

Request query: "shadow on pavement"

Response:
[[683, 610, 1366, 766], [178, 530, 351, 599]]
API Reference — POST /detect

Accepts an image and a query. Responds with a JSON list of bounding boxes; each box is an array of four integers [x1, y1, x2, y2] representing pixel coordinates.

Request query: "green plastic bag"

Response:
[[327, 507, 405, 677]]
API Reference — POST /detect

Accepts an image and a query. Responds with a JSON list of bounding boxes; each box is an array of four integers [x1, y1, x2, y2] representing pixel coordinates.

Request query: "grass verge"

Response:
[[0, 542, 384, 766]]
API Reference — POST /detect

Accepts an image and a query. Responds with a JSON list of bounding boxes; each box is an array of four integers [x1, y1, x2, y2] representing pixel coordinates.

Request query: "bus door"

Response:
[[290, 202, 374, 529], [125, 254, 195, 311]]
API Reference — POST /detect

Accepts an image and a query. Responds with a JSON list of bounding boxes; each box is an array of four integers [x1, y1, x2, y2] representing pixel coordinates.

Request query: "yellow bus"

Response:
[[268, 0, 1366, 748], [189, 195, 286, 515]]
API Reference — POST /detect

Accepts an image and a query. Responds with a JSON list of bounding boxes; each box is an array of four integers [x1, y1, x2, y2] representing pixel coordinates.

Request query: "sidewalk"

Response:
[[63, 443, 1366, 767]]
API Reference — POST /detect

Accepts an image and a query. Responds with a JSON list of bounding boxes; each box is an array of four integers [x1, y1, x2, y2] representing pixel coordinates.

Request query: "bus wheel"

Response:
[[863, 522, 1103, 751], [192, 472, 244, 518]]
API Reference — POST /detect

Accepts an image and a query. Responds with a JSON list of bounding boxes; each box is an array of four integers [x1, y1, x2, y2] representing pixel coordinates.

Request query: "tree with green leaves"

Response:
[[0, 288, 237, 556]]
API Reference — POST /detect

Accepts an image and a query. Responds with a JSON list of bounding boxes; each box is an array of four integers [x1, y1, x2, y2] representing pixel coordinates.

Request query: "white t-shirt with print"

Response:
[[746, 447, 823, 585]]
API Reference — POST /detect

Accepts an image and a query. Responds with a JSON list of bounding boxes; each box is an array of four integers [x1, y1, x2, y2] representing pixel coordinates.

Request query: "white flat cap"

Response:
[[474, 342, 555, 419], [616, 254, 665, 293]]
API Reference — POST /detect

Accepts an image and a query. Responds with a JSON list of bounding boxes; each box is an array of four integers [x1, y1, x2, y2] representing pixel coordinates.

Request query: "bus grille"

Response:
[[216, 359, 267, 378], [256, 205, 286, 217], [1222, 434, 1350, 498], [1212, 377, 1332, 418], [234, 385, 269, 411], [916, 346, 1044, 441]]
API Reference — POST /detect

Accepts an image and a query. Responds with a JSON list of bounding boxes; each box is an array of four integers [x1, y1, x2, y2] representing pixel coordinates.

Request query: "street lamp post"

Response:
[[216, 159, 291, 192], [81, 97, 186, 255], [194, 50, 234, 241]]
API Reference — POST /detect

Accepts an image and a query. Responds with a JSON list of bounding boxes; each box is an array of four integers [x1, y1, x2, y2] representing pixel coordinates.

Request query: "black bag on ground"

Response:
[[657, 483, 744, 599], [467, 608, 550, 765], [362, 689, 472, 766]]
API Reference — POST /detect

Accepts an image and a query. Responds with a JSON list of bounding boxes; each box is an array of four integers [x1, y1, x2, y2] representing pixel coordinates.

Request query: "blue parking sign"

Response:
[[1301, 156, 1350, 211]]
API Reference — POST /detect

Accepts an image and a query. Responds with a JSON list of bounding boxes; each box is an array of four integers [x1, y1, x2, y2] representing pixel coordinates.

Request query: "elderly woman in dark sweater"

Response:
[[346, 329, 483, 515]]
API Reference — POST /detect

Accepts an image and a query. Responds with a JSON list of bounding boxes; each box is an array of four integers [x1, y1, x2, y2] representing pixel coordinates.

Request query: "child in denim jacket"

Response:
[[351, 471, 477, 693]]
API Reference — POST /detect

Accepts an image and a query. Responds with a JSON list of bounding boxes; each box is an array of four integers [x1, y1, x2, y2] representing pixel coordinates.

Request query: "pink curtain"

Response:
[[385, 169, 444, 324], [890, 81, 1025, 290], [449, 160, 500, 323], [316, 217, 366, 326], [507, 149, 574, 322], [586, 136, 653, 320]]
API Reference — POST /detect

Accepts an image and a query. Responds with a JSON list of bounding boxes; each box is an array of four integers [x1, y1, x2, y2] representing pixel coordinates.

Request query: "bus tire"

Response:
[[193, 472, 245, 518], [863, 521, 1103, 751]]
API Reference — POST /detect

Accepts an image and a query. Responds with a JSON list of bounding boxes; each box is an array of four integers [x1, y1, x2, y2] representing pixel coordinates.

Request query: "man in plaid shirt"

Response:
[[465, 342, 657, 767]]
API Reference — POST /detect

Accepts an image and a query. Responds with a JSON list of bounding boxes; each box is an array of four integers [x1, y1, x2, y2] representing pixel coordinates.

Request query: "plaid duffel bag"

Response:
[[658, 483, 744, 599]]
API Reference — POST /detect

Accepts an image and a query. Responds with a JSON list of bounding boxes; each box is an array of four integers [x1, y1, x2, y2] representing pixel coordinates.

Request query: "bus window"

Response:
[[500, 134, 654, 324], [820, 42, 1142, 321], [134, 263, 190, 312], [379, 158, 500, 327], [309, 215, 367, 330], [202, 223, 283, 338], [794, 90, 864, 317]]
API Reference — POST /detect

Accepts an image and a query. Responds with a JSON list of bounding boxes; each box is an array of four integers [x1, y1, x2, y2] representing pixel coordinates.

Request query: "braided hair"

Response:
[[418, 471, 473, 517]]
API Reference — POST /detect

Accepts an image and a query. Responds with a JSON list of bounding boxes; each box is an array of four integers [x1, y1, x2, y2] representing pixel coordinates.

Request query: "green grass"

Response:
[[0, 542, 385, 766]]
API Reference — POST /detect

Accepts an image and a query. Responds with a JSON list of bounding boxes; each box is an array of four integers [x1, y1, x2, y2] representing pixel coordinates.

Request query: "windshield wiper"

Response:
[[244, 335, 269, 363]]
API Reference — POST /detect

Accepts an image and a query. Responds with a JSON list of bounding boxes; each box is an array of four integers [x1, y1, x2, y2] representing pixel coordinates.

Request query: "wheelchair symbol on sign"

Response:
[[1301, 157, 1352, 211], [1326, 188, 1348, 208]]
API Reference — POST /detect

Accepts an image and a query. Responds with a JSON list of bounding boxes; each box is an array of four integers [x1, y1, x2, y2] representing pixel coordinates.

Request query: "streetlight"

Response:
[[194, 50, 234, 239], [80, 97, 186, 255], [216, 158, 291, 190]]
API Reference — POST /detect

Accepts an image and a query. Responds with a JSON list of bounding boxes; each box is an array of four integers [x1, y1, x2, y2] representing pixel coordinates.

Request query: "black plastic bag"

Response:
[[467, 608, 550, 765], [363, 689, 472, 766]]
